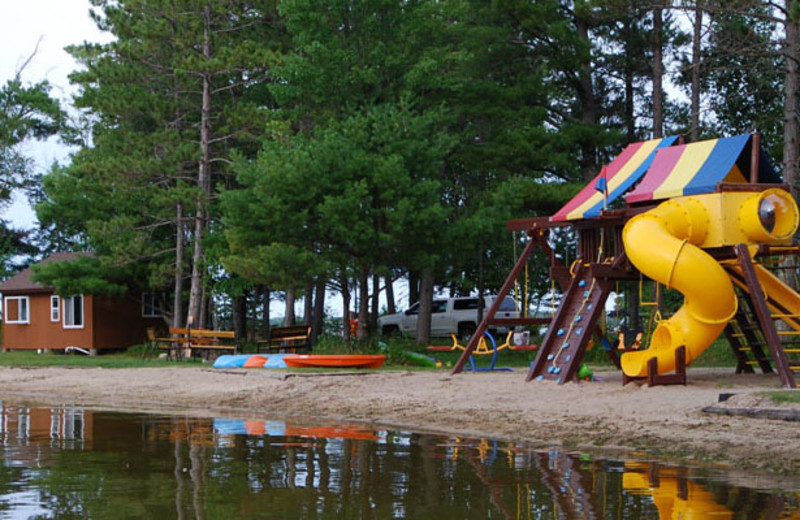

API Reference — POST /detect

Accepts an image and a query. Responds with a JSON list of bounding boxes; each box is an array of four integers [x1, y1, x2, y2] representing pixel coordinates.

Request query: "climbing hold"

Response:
[[587, 304, 593, 310], [536, 375, 544, 381], [547, 366, 555, 374], [574, 315, 582, 322], [547, 354, 555, 361], [575, 328, 583, 335], [557, 329, 565, 336], [566, 355, 572, 362], [578, 280, 586, 287], [584, 290, 590, 297], [562, 342, 569, 349], [554, 367, 562, 374]]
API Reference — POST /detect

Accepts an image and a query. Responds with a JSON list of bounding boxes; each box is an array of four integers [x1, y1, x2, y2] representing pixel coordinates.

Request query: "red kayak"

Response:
[[283, 354, 386, 369]]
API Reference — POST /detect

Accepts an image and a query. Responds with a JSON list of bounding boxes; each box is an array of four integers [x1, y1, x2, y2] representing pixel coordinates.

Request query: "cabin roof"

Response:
[[0, 252, 91, 294]]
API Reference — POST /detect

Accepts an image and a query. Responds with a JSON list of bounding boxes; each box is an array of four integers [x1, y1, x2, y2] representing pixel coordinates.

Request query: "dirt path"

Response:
[[0, 365, 797, 473]]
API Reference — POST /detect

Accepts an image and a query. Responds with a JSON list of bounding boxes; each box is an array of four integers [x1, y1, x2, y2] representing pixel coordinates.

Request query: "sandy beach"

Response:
[[0, 365, 797, 474]]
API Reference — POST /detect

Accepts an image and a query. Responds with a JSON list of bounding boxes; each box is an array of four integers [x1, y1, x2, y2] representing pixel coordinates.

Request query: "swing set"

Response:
[[427, 329, 538, 371]]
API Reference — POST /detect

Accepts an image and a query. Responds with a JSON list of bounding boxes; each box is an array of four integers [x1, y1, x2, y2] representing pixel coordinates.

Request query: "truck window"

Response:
[[453, 298, 480, 310], [498, 297, 517, 311], [406, 302, 420, 315], [432, 300, 448, 313]]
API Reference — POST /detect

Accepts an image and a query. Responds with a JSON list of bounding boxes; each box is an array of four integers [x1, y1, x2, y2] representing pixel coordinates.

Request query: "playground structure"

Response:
[[453, 133, 800, 388]]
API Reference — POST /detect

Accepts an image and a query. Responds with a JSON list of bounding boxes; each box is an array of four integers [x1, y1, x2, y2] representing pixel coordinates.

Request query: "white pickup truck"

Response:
[[378, 295, 519, 339]]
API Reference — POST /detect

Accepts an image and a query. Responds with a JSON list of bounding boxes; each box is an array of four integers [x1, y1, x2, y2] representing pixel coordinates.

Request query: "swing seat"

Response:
[[509, 344, 538, 351], [426, 345, 456, 352], [427, 334, 464, 352], [617, 330, 643, 351]]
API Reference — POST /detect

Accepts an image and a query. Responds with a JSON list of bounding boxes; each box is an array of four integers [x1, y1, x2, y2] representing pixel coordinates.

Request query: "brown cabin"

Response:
[[0, 252, 163, 352]]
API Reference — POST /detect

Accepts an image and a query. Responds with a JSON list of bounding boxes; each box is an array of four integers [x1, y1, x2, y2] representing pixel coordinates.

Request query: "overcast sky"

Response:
[[0, 0, 109, 228]]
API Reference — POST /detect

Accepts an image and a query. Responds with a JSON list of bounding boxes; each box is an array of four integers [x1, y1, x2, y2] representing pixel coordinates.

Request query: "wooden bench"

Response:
[[148, 327, 190, 360], [187, 329, 237, 359], [147, 327, 237, 360], [257, 325, 311, 353]]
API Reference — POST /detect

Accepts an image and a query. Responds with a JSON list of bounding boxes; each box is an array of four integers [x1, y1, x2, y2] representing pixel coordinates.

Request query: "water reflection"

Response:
[[0, 402, 796, 519]]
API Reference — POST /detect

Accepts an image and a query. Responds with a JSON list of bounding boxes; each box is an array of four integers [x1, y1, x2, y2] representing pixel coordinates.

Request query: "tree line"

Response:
[[2, 0, 799, 344]]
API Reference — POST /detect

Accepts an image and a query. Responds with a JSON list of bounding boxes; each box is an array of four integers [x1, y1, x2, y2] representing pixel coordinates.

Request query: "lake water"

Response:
[[0, 402, 797, 519]]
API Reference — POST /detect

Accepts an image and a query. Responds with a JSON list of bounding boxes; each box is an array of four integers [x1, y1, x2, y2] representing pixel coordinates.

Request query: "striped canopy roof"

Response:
[[551, 136, 679, 222], [626, 134, 779, 203]]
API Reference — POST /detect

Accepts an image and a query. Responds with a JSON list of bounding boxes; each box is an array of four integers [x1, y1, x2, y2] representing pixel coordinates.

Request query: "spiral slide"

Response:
[[621, 188, 800, 378], [621, 197, 737, 378]]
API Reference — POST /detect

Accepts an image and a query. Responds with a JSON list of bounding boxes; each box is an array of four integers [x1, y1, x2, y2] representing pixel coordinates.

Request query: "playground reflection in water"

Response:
[[0, 403, 797, 519]]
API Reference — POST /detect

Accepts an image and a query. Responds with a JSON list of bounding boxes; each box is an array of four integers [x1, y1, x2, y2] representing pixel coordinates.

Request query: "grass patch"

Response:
[[757, 391, 800, 405], [685, 338, 739, 367], [0, 348, 197, 369]]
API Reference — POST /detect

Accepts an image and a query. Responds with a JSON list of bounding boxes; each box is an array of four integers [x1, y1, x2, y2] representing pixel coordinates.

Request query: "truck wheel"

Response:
[[381, 325, 400, 337], [458, 322, 477, 341]]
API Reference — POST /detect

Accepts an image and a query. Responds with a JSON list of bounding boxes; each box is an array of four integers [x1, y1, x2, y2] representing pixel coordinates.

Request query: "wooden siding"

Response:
[[92, 296, 162, 349], [1, 292, 162, 351]]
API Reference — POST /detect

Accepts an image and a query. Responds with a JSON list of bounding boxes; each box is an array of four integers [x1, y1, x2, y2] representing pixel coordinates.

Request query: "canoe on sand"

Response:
[[283, 354, 386, 369]]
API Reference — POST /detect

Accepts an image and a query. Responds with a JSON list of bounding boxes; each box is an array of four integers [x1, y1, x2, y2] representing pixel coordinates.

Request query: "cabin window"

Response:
[[63, 295, 84, 329], [50, 296, 60, 322], [142, 292, 163, 318], [3, 296, 30, 324]]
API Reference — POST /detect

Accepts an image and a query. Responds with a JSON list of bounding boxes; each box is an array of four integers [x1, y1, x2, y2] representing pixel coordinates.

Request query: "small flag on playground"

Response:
[[594, 166, 608, 209], [594, 166, 608, 194]]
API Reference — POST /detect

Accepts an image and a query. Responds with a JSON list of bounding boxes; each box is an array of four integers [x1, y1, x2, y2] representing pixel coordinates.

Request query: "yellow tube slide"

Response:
[[621, 198, 737, 377], [623, 468, 733, 519]]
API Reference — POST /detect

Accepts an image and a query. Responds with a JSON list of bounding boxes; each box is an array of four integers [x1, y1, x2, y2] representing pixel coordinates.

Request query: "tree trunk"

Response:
[[284, 290, 296, 326], [173, 202, 184, 328], [261, 286, 271, 339], [385, 274, 395, 315], [341, 274, 351, 343], [186, 6, 213, 327], [652, 1, 664, 139], [691, 1, 703, 141], [408, 271, 420, 306], [415, 271, 434, 344], [784, 0, 800, 203], [370, 270, 380, 333], [575, 13, 598, 181], [311, 277, 326, 344], [357, 268, 369, 339], [624, 16, 636, 143], [303, 284, 313, 325], [232, 292, 247, 343], [477, 250, 485, 324], [200, 285, 209, 329]]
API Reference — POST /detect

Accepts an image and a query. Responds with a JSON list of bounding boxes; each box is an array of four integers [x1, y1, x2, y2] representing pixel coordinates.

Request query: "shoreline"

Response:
[[0, 365, 798, 474]]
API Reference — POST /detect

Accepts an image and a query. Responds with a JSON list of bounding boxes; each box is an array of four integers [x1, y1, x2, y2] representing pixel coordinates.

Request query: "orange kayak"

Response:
[[283, 354, 386, 369]]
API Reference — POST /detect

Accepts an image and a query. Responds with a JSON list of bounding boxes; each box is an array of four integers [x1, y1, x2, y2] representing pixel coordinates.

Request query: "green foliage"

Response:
[[686, 338, 739, 367], [23, 0, 796, 344], [31, 256, 127, 298], [698, 4, 784, 158], [0, 74, 64, 273], [758, 390, 800, 404], [35, 0, 290, 319]]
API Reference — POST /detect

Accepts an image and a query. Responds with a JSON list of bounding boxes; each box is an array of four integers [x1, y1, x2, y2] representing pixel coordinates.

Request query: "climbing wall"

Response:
[[526, 265, 611, 384]]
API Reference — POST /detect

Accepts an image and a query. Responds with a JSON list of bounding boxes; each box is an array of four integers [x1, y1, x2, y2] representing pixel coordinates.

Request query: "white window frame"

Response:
[[141, 292, 163, 318], [62, 295, 85, 329], [50, 295, 60, 322], [3, 296, 30, 324]]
